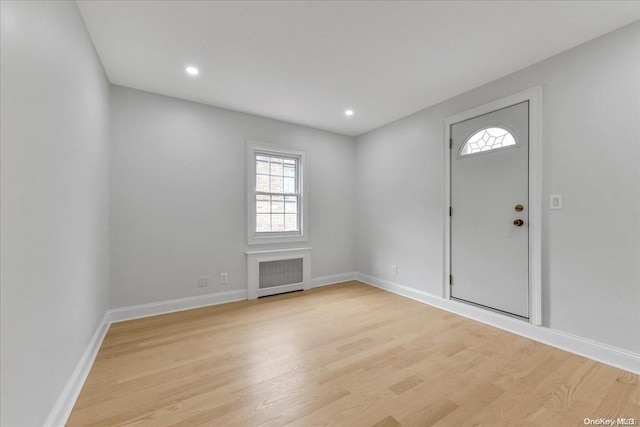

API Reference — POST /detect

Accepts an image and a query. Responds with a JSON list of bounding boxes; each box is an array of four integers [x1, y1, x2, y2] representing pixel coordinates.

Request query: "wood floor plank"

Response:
[[371, 415, 402, 427], [388, 375, 423, 396], [67, 281, 640, 426]]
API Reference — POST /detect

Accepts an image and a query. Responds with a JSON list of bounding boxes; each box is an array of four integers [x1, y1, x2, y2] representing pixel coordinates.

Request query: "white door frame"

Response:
[[443, 86, 542, 325]]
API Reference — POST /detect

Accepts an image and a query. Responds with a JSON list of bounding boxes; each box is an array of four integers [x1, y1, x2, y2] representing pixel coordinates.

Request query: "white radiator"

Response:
[[246, 248, 311, 299]]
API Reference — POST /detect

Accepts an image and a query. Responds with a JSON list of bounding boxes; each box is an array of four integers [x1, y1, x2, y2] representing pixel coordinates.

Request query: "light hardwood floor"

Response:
[[68, 281, 639, 426]]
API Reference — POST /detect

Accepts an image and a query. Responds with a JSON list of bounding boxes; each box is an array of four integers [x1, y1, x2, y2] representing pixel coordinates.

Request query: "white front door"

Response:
[[450, 101, 529, 319]]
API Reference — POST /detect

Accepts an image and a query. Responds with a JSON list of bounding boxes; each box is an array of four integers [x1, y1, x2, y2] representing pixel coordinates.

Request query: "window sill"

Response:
[[248, 233, 308, 245]]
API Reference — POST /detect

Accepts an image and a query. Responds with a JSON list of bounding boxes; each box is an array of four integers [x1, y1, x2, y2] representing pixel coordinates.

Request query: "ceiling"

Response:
[[77, 1, 640, 136]]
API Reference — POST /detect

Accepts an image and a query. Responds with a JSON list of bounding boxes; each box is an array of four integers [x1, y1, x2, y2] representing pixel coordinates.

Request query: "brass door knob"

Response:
[[513, 219, 524, 227]]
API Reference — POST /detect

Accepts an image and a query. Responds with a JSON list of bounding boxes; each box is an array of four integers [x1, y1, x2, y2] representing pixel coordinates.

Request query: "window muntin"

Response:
[[255, 153, 300, 233], [460, 127, 517, 156]]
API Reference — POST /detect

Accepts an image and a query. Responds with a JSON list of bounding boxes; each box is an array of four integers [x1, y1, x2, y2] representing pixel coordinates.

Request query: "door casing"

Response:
[[443, 87, 542, 325]]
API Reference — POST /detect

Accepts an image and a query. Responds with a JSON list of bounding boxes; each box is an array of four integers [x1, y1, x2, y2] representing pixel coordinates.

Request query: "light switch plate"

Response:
[[550, 194, 563, 210]]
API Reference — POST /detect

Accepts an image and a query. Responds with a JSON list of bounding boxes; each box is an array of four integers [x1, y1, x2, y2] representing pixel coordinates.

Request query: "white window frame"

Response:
[[247, 141, 308, 245]]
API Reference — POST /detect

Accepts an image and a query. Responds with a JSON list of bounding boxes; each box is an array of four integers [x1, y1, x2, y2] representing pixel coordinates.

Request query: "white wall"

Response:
[[355, 22, 640, 354], [110, 86, 355, 308], [0, 1, 111, 426]]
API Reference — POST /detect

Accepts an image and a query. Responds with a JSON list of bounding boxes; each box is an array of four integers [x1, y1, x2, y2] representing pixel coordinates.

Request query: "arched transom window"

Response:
[[460, 127, 516, 156]]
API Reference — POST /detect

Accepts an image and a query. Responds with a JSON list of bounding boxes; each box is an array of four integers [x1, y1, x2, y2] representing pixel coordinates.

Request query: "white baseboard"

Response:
[[109, 275, 356, 325], [109, 289, 248, 323], [309, 272, 357, 288], [44, 311, 110, 427], [355, 272, 640, 375]]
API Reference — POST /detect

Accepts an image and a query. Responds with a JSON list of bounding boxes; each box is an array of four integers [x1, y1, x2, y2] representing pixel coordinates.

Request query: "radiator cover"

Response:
[[259, 258, 303, 289], [246, 248, 311, 299]]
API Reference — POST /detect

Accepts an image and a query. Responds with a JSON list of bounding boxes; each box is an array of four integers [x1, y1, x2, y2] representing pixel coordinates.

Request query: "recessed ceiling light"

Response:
[[345, 109, 354, 116], [185, 66, 199, 76]]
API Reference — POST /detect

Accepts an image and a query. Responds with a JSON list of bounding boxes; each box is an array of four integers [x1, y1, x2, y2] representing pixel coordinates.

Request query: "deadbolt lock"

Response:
[[514, 204, 524, 212], [513, 219, 524, 227]]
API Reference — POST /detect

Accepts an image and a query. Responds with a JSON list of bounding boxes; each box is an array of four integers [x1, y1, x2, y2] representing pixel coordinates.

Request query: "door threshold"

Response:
[[451, 297, 529, 322]]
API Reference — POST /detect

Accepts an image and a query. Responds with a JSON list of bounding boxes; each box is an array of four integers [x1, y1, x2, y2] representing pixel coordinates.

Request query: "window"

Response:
[[460, 127, 517, 156], [247, 142, 307, 244], [255, 154, 299, 233]]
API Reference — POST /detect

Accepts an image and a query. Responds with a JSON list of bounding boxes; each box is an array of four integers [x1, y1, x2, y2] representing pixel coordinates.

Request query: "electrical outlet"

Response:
[[220, 272, 228, 284], [392, 265, 397, 276], [197, 276, 210, 288]]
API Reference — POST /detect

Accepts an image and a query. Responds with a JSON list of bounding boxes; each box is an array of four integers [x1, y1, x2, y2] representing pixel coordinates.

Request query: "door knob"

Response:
[[513, 219, 524, 227]]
